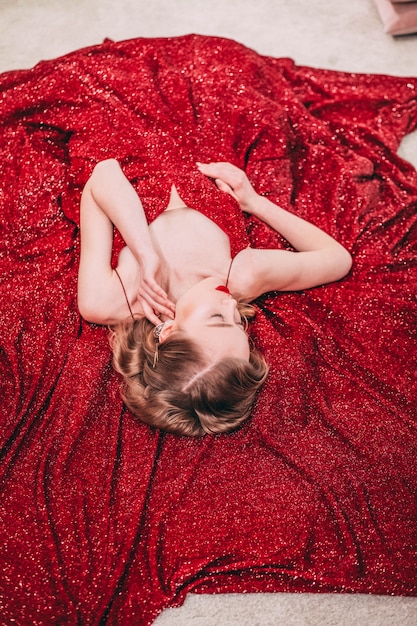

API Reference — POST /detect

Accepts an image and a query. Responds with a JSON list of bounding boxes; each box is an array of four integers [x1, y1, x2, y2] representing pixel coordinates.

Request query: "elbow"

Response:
[[92, 158, 120, 177], [77, 287, 117, 326], [77, 298, 97, 324], [335, 247, 353, 281], [342, 248, 353, 277], [77, 289, 105, 325], [86, 158, 121, 189], [78, 305, 108, 326]]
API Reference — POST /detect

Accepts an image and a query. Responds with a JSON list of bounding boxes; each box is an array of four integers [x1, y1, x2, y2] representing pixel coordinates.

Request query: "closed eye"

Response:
[[210, 313, 244, 327]]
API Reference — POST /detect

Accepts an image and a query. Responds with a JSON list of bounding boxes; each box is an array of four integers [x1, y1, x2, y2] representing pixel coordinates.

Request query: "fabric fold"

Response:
[[1, 35, 416, 625]]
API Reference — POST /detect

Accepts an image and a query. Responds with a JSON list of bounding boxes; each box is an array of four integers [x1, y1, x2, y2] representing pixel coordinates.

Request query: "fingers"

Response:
[[144, 283, 174, 311], [214, 178, 238, 201], [214, 179, 231, 193], [197, 162, 247, 196], [197, 161, 242, 181], [141, 299, 175, 321], [138, 294, 175, 325], [140, 300, 164, 326], [138, 282, 176, 322]]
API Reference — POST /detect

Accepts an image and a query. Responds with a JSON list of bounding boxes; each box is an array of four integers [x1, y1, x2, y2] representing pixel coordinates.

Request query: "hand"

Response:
[[197, 162, 258, 212], [136, 252, 175, 325]]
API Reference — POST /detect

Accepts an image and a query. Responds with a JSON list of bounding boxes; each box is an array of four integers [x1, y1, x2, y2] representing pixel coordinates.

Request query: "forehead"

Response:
[[190, 325, 250, 362]]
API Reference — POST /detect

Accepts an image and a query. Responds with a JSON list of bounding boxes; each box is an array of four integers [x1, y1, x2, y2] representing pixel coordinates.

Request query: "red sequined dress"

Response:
[[1, 35, 417, 625]]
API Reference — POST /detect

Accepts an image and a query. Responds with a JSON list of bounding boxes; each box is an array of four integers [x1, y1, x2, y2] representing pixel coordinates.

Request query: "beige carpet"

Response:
[[1, 1, 416, 623]]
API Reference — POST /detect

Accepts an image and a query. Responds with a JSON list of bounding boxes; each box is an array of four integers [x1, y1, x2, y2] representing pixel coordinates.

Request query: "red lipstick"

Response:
[[215, 285, 230, 294]]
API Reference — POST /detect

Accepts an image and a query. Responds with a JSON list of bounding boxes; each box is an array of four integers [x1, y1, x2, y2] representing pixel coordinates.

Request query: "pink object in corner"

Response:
[[373, 0, 417, 35]]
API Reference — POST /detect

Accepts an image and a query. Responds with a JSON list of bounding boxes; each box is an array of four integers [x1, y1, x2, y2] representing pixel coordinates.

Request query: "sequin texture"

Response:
[[0, 35, 417, 625]]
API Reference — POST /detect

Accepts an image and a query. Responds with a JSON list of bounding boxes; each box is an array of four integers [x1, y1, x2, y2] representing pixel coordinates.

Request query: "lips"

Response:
[[215, 285, 230, 294]]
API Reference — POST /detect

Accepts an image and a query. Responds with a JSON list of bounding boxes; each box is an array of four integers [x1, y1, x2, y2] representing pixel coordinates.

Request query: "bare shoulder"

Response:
[[228, 246, 301, 301], [227, 247, 265, 301], [229, 247, 290, 301], [229, 245, 352, 301]]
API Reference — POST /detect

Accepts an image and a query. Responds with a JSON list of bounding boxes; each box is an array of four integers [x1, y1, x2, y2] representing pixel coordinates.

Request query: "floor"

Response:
[[1, 0, 416, 623]]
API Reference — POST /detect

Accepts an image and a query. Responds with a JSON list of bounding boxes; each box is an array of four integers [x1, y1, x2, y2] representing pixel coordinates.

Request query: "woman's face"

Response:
[[172, 278, 250, 362]]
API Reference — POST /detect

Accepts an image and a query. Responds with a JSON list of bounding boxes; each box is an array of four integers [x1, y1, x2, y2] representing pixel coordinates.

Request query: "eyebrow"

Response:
[[205, 323, 246, 332]]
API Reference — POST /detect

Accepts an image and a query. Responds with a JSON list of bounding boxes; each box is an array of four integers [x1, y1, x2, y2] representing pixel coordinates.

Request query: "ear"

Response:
[[158, 320, 175, 343]]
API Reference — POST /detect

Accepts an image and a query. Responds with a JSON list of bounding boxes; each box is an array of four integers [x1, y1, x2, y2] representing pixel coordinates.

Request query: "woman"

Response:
[[78, 159, 352, 436]]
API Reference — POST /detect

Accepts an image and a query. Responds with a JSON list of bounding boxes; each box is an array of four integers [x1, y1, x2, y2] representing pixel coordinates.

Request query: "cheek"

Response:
[[173, 300, 194, 326]]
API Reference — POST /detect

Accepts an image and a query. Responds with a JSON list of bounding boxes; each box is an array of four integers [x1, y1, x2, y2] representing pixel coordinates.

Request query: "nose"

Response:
[[221, 296, 240, 322], [221, 295, 237, 306]]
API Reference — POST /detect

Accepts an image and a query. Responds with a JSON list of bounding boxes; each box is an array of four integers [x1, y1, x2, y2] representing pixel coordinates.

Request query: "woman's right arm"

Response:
[[197, 162, 352, 297], [78, 159, 174, 325]]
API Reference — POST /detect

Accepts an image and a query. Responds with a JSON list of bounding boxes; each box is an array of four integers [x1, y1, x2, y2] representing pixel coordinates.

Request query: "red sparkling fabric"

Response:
[[1, 35, 417, 625]]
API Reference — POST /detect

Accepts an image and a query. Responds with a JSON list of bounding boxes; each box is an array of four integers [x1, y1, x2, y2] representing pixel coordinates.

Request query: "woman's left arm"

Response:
[[78, 159, 174, 325]]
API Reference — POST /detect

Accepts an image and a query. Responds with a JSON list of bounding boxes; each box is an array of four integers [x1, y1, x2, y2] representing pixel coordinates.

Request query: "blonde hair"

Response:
[[110, 304, 268, 437]]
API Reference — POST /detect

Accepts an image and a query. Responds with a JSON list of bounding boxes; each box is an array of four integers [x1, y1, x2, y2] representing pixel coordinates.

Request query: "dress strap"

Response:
[[114, 268, 135, 320], [225, 257, 234, 288]]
